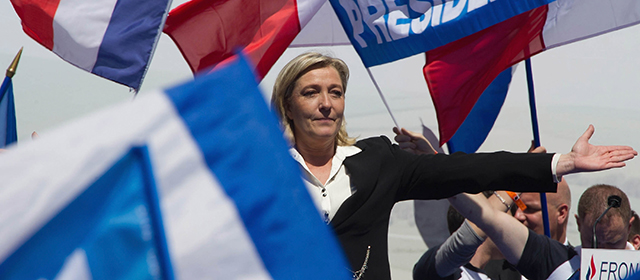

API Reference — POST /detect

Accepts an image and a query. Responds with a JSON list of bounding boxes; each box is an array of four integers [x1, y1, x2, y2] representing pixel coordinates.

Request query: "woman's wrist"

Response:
[[555, 153, 576, 179]]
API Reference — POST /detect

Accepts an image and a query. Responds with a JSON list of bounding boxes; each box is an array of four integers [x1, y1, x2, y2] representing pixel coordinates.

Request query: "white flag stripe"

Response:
[[52, 0, 118, 71], [0, 100, 142, 263], [543, 0, 640, 49], [295, 0, 327, 29], [148, 94, 271, 279], [54, 248, 93, 280], [291, 0, 351, 47]]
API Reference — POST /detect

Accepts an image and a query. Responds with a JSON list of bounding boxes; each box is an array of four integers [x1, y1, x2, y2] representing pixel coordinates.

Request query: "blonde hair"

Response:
[[271, 52, 355, 146]]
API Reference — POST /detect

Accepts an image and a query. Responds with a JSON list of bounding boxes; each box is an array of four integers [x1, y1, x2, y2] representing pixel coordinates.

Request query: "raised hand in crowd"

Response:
[[527, 140, 546, 154], [393, 127, 437, 155]]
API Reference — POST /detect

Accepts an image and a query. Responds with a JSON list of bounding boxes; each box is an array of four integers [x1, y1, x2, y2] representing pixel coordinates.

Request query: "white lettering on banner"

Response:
[[339, 0, 368, 47], [442, 0, 467, 23], [358, 0, 393, 44], [410, 12, 432, 34], [467, 0, 491, 13], [386, 0, 411, 40], [408, 0, 434, 33], [430, 0, 443, 26], [337, 0, 497, 48]]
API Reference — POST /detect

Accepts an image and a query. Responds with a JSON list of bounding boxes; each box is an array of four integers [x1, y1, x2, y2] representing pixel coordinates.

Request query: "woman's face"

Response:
[[286, 66, 345, 145]]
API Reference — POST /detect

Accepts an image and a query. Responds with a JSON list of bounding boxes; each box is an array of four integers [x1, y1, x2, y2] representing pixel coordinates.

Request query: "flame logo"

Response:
[[586, 256, 596, 280]]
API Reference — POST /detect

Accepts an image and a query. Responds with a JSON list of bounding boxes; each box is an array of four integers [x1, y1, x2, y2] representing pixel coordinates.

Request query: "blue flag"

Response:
[[0, 54, 351, 279], [0, 76, 17, 147]]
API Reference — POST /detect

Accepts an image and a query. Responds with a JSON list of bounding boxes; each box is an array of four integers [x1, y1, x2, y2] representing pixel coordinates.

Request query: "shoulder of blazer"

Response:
[[354, 135, 394, 152]]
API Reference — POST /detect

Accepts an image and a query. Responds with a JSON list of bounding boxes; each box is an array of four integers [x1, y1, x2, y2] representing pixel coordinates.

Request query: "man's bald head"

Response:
[[515, 178, 571, 243]]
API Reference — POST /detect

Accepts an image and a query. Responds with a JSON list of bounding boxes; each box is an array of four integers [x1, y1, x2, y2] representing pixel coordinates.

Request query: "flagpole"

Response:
[[1, 47, 23, 99], [365, 67, 400, 129], [525, 58, 551, 238]]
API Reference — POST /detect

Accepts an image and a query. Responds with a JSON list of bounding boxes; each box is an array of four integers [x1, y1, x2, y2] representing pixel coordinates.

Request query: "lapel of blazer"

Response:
[[330, 141, 381, 229]]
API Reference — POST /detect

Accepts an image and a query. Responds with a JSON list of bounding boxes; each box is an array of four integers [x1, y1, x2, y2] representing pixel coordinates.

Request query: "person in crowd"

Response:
[[447, 184, 636, 280], [627, 211, 640, 250], [413, 191, 517, 280], [513, 179, 572, 245], [575, 184, 635, 250], [485, 175, 572, 280], [270, 51, 637, 280]]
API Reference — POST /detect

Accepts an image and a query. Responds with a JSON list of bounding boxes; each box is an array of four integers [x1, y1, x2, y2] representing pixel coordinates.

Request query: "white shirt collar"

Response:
[[626, 241, 636, 250], [289, 145, 361, 185]]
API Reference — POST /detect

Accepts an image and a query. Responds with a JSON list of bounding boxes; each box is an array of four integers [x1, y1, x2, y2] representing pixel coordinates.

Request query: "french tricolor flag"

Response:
[[163, 0, 326, 79], [9, 0, 172, 90], [0, 55, 351, 279], [426, 0, 640, 146]]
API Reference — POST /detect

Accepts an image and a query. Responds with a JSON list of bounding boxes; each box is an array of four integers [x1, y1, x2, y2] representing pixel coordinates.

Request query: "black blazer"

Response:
[[329, 136, 557, 280]]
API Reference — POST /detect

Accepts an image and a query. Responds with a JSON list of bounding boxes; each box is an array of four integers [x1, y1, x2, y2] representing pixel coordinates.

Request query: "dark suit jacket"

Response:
[[330, 136, 557, 280]]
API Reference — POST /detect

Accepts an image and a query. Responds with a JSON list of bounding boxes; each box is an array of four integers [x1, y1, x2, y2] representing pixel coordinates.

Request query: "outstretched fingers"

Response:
[[606, 148, 637, 161], [604, 145, 637, 152], [593, 147, 637, 170]]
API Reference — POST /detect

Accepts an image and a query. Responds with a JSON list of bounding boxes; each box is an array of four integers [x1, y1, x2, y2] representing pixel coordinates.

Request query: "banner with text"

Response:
[[581, 249, 640, 280], [329, 0, 555, 67]]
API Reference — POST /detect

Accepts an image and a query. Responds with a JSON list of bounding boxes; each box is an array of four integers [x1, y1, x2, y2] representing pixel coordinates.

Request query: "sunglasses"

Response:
[[494, 191, 527, 215]]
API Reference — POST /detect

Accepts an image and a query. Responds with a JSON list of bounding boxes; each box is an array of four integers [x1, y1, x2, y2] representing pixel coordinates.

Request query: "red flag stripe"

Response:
[[10, 0, 60, 50], [164, 0, 302, 79]]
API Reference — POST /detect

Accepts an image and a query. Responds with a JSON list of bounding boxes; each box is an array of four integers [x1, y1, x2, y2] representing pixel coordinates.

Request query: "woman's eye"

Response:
[[302, 90, 316, 96], [331, 90, 343, 97]]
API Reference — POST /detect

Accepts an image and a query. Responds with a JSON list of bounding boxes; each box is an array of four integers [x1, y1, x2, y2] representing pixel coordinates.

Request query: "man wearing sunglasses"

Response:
[[484, 179, 572, 280]]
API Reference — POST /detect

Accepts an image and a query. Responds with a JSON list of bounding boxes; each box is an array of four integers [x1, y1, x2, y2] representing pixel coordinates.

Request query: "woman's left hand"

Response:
[[393, 127, 437, 155], [557, 125, 637, 177]]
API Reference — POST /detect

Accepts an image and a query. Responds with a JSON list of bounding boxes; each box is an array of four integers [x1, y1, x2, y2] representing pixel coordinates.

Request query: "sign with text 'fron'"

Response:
[[581, 249, 640, 280]]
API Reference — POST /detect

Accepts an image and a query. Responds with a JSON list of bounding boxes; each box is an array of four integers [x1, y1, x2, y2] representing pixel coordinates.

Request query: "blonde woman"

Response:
[[271, 52, 636, 280]]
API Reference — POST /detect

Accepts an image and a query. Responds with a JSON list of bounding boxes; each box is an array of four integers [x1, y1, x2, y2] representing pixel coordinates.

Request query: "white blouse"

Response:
[[290, 146, 362, 223]]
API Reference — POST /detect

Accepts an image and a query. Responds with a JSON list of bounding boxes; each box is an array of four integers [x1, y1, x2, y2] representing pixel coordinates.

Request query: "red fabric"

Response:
[[163, 0, 300, 80], [424, 6, 548, 145], [10, 0, 60, 50]]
